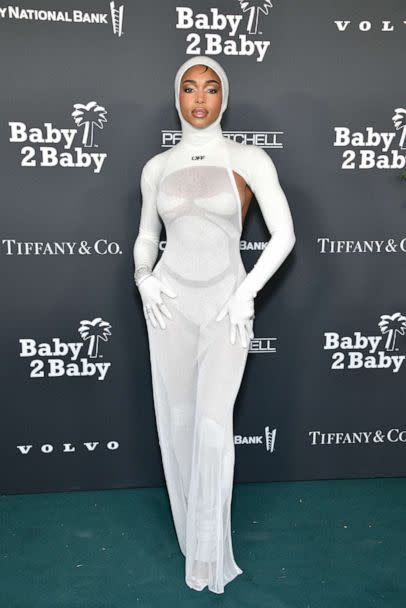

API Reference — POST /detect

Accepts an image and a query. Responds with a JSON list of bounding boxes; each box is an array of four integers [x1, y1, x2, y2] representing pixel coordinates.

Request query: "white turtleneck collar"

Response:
[[174, 56, 229, 149]]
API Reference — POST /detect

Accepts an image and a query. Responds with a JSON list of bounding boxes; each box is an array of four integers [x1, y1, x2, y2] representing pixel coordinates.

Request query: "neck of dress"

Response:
[[179, 115, 224, 150]]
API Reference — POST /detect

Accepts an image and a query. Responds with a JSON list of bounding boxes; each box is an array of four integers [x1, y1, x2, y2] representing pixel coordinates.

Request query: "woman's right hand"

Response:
[[138, 275, 177, 330]]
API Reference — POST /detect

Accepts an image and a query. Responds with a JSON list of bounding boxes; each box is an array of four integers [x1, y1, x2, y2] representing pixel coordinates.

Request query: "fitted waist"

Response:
[[161, 228, 240, 282], [154, 250, 246, 287]]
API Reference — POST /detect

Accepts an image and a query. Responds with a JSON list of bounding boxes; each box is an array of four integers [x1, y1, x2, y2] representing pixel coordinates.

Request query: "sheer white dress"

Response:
[[133, 56, 295, 594]]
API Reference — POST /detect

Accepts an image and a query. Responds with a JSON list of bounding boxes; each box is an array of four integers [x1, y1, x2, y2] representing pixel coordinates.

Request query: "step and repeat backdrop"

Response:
[[1, 0, 405, 494]]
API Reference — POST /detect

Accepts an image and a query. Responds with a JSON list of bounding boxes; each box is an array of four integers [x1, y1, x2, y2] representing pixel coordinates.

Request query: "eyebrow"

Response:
[[181, 79, 220, 86]]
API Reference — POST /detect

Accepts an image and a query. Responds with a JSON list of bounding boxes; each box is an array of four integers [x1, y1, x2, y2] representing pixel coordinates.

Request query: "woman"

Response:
[[133, 56, 296, 593]]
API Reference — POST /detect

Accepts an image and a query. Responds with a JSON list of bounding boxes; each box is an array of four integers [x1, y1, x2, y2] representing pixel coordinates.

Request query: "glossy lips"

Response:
[[192, 108, 208, 118]]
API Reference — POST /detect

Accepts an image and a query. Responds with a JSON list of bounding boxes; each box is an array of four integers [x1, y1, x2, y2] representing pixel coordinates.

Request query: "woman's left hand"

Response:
[[215, 285, 255, 348]]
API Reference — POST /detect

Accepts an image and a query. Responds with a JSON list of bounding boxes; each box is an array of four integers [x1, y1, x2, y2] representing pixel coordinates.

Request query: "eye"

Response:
[[183, 87, 194, 93], [207, 88, 219, 94]]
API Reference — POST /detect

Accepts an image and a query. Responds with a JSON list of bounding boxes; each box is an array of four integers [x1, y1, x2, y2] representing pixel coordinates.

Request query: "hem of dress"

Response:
[[185, 565, 243, 594]]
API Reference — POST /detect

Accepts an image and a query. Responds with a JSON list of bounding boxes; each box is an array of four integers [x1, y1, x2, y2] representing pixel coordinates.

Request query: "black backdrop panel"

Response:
[[1, 0, 405, 494]]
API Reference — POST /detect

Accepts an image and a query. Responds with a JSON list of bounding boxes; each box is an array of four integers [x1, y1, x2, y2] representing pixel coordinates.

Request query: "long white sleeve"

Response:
[[238, 145, 296, 297], [133, 160, 162, 286]]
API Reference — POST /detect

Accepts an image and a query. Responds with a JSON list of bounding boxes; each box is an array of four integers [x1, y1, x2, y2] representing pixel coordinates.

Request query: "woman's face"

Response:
[[179, 64, 223, 129]]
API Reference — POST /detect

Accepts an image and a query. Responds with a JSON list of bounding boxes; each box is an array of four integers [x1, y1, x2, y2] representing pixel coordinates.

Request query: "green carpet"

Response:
[[1, 478, 405, 607]]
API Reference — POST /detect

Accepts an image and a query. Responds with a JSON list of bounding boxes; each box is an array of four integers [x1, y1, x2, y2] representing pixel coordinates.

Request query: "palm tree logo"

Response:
[[392, 108, 406, 150], [71, 101, 108, 147], [239, 0, 274, 35], [78, 317, 112, 359], [378, 312, 406, 351]]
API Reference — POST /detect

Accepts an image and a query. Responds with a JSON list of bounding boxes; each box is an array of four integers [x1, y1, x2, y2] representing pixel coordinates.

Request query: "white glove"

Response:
[[215, 284, 255, 348], [137, 274, 177, 330]]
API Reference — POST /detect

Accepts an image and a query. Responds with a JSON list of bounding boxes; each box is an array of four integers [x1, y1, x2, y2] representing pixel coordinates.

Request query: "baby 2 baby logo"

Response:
[[176, 0, 274, 62], [324, 312, 406, 374], [334, 107, 406, 170], [9, 101, 108, 173], [19, 317, 112, 380]]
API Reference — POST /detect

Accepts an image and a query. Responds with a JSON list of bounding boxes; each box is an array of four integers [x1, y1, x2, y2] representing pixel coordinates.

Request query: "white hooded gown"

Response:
[[133, 56, 296, 593]]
